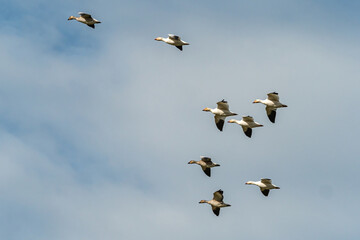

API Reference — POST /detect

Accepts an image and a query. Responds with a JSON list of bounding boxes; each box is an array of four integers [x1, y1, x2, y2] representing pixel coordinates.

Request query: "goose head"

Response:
[[253, 99, 262, 104], [68, 16, 76, 20], [199, 200, 208, 204], [188, 160, 197, 164], [227, 119, 237, 123], [202, 108, 211, 112], [154, 37, 163, 41]]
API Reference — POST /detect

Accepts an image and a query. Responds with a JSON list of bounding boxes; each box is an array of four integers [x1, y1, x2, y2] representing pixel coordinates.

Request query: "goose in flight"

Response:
[[228, 116, 263, 138], [68, 12, 101, 28], [188, 156, 220, 177], [245, 178, 280, 196], [199, 190, 231, 216], [154, 34, 189, 51], [253, 92, 287, 123], [203, 99, 237, 131]]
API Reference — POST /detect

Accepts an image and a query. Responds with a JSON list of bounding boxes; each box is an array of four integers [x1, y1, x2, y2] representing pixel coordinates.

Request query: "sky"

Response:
[[1, 0, 360, 239]]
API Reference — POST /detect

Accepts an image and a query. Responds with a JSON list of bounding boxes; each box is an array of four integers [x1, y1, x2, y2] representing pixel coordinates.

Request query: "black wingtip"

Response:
[[261, 189, 270, 196], [216, 119, 224, 131], [203, 168, 211, 177], [88, 24, 95, 29], [244, 128, 252, 138], [213, 208, 220, 216], [268, 110, 276, 123], [176, 45, 183, 51]]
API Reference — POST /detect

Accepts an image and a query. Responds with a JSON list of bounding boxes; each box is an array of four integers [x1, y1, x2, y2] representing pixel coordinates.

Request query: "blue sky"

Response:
[[1, 0, 360, 239]]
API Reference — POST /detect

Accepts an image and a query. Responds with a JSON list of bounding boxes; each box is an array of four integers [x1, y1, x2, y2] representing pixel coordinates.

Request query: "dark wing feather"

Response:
[[212, 207, 220, 216], [87, 24, 95, 29], [242, 127, 252, 138], [261, 189, 270, 196], [215, 118, 224, 131], [202, 167, 211, 177], [168, 34, 180, 40], [213, 190, 224, 202], [201, 157, 213, 164], [266, 107, 276, 123], [175, 46, 183, 51]]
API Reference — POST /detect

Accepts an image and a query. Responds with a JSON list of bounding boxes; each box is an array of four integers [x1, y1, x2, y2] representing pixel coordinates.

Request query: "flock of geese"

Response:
[[192, 93, 286, 216], [68, 12, 287, 217]]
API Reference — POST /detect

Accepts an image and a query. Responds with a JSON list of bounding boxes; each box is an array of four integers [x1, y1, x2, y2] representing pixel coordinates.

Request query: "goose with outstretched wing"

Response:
[[199, 190, 231, 216], [245, 178, 280, 196], [253, 92, 287, 123], [68, 12, 101, 28], [188, 156, 220, 177], [155, 34, 189, 51], [203, 99, 237, 131], [228, 116, 263, 138]]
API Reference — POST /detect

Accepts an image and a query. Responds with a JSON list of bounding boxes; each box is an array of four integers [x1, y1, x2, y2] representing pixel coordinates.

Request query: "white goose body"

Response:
[[253, 92, 287, 123], [203, 99, 237, 131], [228, 116, 263, 138], [246, 178, 280, 196], [155, 34, 189, 51], [68, 12, 101, 29], [188, 157, 220, 177], [199, 190, 231, 216]]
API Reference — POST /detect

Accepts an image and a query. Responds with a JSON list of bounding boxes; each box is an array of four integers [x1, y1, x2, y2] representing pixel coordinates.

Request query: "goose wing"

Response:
[[214, 115, 225, 131], [261, 188, 270, 196], [200, 157, 213, 164], [168, 34, 180, 41], [242, 116, 254, 123], [241, 126, 252, 138], [78, 12, 93, 20], [261, 178, 272, 184], [266, 106, 276, 123], [175, 45, 183, 51], [267, 92, 279, 101], [213, 190, 224, 202], [216, 99, 230, 111], [201, 166, 211, 177], [212, 206, 220, 216]]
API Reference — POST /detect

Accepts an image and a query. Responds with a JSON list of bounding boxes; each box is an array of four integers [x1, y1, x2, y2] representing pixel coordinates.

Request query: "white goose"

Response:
[[253, 92, 287, 123], [246, 178, 280, 196], [68, 12, 101, 29], [199, 190, 231, 216], [154, 34, 189, 51], [188, 156, 220, 177], [203, 99, 237, 131], [228, 116, 263, 138]]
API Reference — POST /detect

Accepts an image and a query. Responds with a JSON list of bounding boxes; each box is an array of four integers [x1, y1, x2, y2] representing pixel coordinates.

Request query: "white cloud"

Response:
[[0, 1, 360, 239]]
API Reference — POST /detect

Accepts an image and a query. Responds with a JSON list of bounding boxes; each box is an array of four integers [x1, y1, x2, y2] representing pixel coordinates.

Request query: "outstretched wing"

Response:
[[175, 45, 183, 51], [200, 157, 213, 164], [87, 24, 95, 29], [216, 99, 230, 111], [213, 190, 224, 202], [201, 166, 211, 177], [267, 92, 279, 101], [242, 116, 254, 123], [261, 189, 270, 196], [241, 126, 252, 138], [78, 12, 92, 19], [261, 178, 272, 184], [168, 34, 180, 40], [212, 206, 220, 216], [266, 106, 276, 123], [214, 115, 225, 131]]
